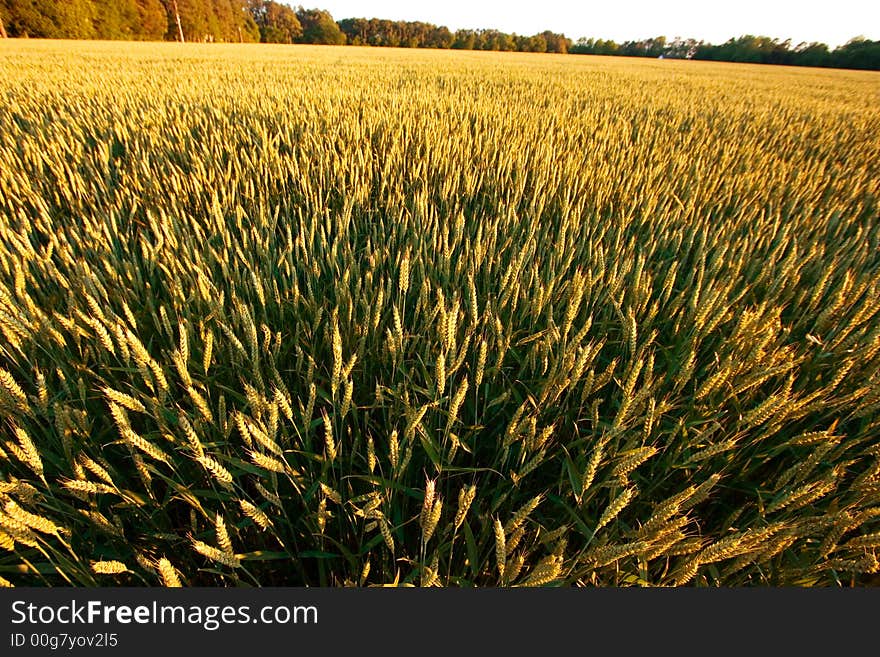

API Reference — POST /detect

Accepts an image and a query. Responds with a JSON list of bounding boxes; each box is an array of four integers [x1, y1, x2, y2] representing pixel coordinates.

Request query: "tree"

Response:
[[248, 1, 301, 43], [452, 29, 475, 50], [497, 31, 515, 51], [429, 25, 453, 49], [93, 0, 139, 39], [540, 30, 569, 53], [337, 17, 366, 45], [664, 37, 699, 59], [0, 0, 97, 38], [159, 0, 254, 42], [522, 34, 547, 52], [135, 0, 168, 39], [295, 6, 345, 44], [162, 0, 206, 41], [644, 35, 666, 57], [792, 41, 829, 67], [833, 37, 880, 70]]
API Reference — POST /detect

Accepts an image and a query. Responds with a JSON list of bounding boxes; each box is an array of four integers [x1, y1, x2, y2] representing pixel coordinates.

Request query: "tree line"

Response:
[[571, 34, 880, 71], [0, 1, 338, 44], [337, 18, 570, 53], [0, 1, 567, 50], [0, 1, 877, 69]]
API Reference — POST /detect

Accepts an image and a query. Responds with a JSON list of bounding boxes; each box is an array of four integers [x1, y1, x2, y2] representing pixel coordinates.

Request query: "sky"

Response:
[[312, 1, 880, 49]]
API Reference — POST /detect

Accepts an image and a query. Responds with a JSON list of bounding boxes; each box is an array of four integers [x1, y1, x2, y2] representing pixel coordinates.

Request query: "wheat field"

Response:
[[0, 40, 879, 586]]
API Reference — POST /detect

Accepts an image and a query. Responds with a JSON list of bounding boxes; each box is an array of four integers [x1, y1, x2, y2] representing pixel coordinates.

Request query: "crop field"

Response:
[[0, 40, 878, 587]]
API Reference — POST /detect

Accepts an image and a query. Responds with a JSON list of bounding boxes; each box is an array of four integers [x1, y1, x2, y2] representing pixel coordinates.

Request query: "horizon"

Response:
[[307, 1, 879, 49]]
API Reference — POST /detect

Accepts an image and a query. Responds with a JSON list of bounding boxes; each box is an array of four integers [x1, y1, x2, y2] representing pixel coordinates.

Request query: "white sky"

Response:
[[310, 1, 879, 48]]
